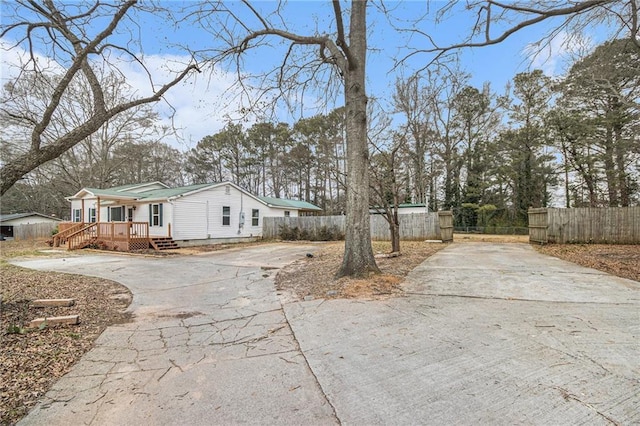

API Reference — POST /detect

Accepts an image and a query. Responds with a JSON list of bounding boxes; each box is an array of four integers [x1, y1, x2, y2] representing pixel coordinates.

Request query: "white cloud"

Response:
[[114, 53, 249, 149], [1, 37, 249, 151], [0, 37, 64, 82], [523, 31, 595, 76]]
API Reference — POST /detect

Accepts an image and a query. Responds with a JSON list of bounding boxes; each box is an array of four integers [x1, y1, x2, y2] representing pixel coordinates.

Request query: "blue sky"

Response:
[[1, 1, 608, 150]]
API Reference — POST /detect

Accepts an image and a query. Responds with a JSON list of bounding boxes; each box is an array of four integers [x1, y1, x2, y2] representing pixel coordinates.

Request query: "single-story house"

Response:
[[1, 212, 62, 240], [370, 203, 428, 215], [60, 181, 321, 250]]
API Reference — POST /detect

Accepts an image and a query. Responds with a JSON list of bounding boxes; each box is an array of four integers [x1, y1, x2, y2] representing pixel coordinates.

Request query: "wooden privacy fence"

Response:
[[263, 211, 453, 241], [528, 207, 640, 244], [438, 211, 454, 242], [11, 222, 59, 240]]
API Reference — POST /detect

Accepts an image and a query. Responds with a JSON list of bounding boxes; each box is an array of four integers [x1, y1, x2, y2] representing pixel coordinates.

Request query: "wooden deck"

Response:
[[55, 222, 151, 251]]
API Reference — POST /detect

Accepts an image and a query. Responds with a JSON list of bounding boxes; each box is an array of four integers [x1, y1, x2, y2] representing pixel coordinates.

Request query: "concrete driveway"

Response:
[[286, 243, 640, 425], [14, 243, 338, 425], [13, 242, 640, 425]]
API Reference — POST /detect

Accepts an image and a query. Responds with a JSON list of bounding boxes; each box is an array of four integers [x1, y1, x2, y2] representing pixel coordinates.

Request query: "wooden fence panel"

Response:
[[263, 212, 445, 241], [528, 208, 548, 243], [530, 207, 640, 244], [12, 222, 59, 240], [438, 211, 454, 242]]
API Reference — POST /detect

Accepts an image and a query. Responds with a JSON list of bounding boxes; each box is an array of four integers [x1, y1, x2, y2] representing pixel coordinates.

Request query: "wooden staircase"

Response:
[[66, 223, 98, 250], [52, 222, 85, 247], [150, 237, 179, 250]]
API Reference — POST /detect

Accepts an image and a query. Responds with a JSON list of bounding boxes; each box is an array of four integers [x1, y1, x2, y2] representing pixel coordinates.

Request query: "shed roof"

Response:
[[258, 196, 322, 211], [0, 212, 62, 223]]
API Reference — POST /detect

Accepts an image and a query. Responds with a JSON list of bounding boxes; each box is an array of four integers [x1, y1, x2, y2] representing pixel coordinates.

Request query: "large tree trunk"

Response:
[[336, 0, 380, 278], [614, 124, 629, 206], [603, 125, 619, 206], [390, 208, 400, 254]]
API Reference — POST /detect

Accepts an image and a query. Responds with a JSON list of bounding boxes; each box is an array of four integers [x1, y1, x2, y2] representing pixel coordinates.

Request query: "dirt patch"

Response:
[[276, 240, 447, 301], [535, 243, 640, 282], [0, 240, 132, 426]]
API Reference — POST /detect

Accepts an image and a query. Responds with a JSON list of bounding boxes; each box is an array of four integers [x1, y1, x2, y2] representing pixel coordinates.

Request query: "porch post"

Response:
[[81, 199, 85, 223], [96, 197, 101, 237]]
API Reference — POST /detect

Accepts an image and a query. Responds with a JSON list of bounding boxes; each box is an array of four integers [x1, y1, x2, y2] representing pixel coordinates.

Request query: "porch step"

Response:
[[150, 237, 179, 250]]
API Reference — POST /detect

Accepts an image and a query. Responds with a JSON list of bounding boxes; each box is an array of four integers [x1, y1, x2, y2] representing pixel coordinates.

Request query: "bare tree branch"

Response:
[[395, 0, 630, 70], [1, 63, 198, 195], [0, 1, 200, 194]]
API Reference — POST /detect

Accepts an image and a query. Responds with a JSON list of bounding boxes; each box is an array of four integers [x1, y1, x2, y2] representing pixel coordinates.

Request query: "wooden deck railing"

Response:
[[65, 222, 150, 251], [96, 222, 148, 240]]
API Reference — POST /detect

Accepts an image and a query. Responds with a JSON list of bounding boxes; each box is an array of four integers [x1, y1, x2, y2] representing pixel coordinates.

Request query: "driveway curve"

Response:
[[12, 242, 640, 425]]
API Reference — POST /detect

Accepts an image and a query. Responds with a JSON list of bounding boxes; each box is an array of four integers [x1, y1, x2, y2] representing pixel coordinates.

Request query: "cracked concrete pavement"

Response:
[[13, 243, 338, 425], [285, 243, 640, 425], [12, 242, 640, 425]]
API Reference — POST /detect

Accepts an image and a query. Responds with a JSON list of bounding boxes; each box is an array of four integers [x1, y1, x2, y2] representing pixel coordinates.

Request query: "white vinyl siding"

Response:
[[173, 200, 207, 240], [170, 184, 283, 240]]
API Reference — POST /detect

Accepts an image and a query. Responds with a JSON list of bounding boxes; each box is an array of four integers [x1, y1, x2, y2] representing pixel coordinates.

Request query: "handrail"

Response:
[[53, 222, 85, 247], [66, 223, 98, 250]]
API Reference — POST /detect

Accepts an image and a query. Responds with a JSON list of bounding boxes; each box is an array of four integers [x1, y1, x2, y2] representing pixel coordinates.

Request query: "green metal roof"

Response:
[[135, 183, 214, 200], [83, 187, 139, 198], [257, 196, 322, 211]]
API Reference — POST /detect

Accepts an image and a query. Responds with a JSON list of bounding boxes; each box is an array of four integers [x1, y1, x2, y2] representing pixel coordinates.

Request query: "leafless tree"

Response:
[[192, 0, 379, 277], [0, 0, 199, 195]]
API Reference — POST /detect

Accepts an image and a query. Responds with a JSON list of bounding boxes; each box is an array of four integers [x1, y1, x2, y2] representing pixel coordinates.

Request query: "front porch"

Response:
[[54, 222, 176, 251]]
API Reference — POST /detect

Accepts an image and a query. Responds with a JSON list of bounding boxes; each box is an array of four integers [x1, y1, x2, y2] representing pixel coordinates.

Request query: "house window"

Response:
[[88, 208, 96, 223], [73, 209, 81, 222], [222, 206, 230, 226], [149, 203, 163, 226], [284, 211, 290, 217], [110, 206, 124, 222], [252, 209, 259, 227]]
